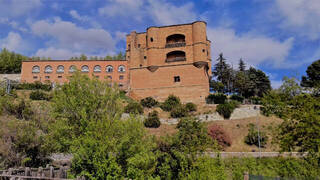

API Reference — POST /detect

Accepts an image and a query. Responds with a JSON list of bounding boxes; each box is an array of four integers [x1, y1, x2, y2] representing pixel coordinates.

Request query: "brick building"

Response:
[[20, 21, 211, 103], [21, 60, 128, 89], [126, 21, 211, 103]]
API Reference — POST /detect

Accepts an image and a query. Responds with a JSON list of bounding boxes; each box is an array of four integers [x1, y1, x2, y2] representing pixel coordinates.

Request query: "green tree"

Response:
[[0, 48, 28, 73], [238, 58, 246, 72], [47, 72, 157, 179], [212, 53, 232, 92], [278, 76, 302, 99], [234, 71, 248, 96], [301, 59, 320, 88], [244, 67, 271, 97], [79, 54, 87, 60]]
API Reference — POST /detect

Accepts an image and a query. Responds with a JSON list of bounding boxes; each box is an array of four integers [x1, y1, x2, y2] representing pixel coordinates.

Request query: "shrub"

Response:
[[208, 124, 231, 149], [140, 97, 158, 108], [216, 101, 239, 119], [185, 102, 197, 112], [124, 101, 143, 114], [0, 96, 33, 120], [206, 93, 227, 104], [170, 106, 188, 118], [160, 95, 181, 112], [144, 110, 160, 128], [249, 96, 262, 105], [13, 81, 52, 91], [244, 123, 268, 147], [29, 90, 51, 101], [230, 94, 244, 103]]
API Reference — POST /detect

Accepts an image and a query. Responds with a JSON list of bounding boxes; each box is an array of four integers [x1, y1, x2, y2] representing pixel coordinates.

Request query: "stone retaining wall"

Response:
[[160, 105, 261, 125], [0, 74, 20, 81]]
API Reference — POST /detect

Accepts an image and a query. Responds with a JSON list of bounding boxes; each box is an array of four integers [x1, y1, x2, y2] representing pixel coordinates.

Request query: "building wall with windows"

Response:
[[126, 21, 211, 103], [21, 60, 128, 89]]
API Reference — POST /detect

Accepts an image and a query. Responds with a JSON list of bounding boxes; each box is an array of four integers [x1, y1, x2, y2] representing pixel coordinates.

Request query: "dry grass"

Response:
[[146, 115, 283, 152], [207, 116, 282, 152]]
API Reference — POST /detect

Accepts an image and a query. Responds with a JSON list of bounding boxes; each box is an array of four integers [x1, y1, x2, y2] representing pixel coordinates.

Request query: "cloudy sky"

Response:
[[0, 0, 319, 88]]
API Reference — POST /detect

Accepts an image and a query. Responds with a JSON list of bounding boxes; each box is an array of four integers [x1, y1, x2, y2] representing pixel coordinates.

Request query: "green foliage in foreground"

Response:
[[224, 157, 320, 180], [144, 110, 160, 128]]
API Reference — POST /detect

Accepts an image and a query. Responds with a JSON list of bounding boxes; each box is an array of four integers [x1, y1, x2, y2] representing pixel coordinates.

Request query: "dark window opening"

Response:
[[174, 76, 180, 82], [128, 44, 130, 49], [58, 76, 62, 78], [166, 51, 186, 62], [150, 37, 153, 42], [138, 44, 141, 48], [119, 75, 124, 80], [119, 84, 123, 87], [33, 76, 37, 79], [144, 56, 147, 59], [45, 76, 50, 79], [95, 76, 99, 78], [166, 34, 186, 48], [140, 64, 142, 67], [202, 49, 205, 52], [107, 76, 112, 80]]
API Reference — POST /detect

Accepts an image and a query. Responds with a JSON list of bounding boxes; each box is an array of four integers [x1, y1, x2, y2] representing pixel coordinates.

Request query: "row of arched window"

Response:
[[32, 65, 126, 73]]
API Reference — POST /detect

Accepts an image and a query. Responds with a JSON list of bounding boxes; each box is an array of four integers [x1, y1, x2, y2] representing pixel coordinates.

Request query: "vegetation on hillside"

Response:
[[1, 58, 320, 179], [0, 48, 28, 73]]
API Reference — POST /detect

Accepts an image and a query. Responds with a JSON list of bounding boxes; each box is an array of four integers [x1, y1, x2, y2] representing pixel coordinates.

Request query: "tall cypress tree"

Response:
[[239, 58, 246, 72]]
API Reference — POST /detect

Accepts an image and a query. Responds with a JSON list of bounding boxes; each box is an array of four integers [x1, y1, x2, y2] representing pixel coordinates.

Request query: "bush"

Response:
[[13, 81, 52, 91], [206, 93, 227, 104], [249, 96, 262, 105], [208, 124, 231, 149], [29, 90, 51, 101], [185, 102, 197, 112], [144, 110, 160, 128], [244, 123, 268, 147], [160, 95, 181, 112], [124, 101, 143, 114], [170, 106, 188, 118], [216, 101, 239, 119], [140, 97, 158, 108], [230, 94, 244, 103], [0, 96, 33, 120]]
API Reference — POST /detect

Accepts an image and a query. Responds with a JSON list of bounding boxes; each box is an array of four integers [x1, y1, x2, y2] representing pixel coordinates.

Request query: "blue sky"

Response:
[[0, 0, 319, 88]]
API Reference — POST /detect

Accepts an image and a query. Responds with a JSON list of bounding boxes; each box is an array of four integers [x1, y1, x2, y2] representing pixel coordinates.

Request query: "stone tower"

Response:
[[126, 21, 211, 103]]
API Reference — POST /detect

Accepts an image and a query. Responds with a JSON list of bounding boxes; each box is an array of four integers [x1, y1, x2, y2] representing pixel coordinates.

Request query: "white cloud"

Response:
[[69, 10, 90, 22], [274, 0, 320, 40], [35, 47, 81, 60], [0, 32, 23, 51], [115, 31, 127, 41], [98, 0, 145, 21], [147, 0, 196, 25], [0, 0, 42, 17], [271, 80, 283, 89], [207, 27, 294, 68], [31, 19, 116, 54], [0, 18, 28, 32]]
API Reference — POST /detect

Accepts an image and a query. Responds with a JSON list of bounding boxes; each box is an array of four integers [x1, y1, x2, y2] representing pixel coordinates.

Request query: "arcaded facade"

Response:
[[21, 60, 128, 89], [126, 21, 211, 103]]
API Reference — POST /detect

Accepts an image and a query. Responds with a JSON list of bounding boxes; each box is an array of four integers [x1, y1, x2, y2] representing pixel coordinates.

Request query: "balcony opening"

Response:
[[166, 51, 186, 63], [166, 34, 186, 48]]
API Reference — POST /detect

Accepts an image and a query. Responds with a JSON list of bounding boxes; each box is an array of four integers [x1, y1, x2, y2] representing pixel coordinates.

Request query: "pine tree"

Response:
[[213, 53, 232, 92], [239, 58, 246, 72]]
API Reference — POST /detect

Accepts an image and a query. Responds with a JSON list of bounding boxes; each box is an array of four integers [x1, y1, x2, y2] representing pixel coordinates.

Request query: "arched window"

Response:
[[69, 65, 76, 73], [166, 34, 186, 48], [81, 65, 89, 72], [57, 65, 64, 73], [166, 51, 186, 62], [118, 65, 125, 72], [44, 65, 53, 73], [93, 65, 101, 72], [106, 65, 113, 73], [32, 66, 40, 73]]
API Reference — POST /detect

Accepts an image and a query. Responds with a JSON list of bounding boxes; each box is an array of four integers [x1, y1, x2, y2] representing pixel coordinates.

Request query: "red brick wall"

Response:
[[21, 60, 128, 88], [126, 21, 211, 103]]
